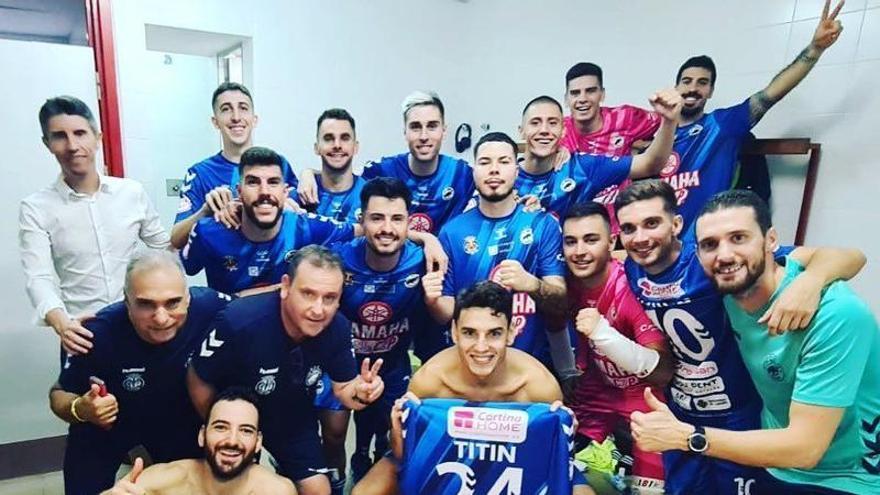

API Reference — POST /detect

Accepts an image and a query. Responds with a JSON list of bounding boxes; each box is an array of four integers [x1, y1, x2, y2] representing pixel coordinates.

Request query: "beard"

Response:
[[243, 198, 282, 229], [366, 234, 403, 258], [205, 443, 256, 481], [712, 256, 766, 296], [479, 185, 514, 203]]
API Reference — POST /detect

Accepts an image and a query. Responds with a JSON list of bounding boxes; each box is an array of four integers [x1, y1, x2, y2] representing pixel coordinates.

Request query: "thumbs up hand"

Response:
[[630, 387, 694, 453], [79, 383, 119, 430], [103, 457, 146, 494]]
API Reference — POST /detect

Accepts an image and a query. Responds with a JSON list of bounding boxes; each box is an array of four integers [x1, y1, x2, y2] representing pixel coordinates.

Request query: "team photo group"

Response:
[[19, 1, 880, 494]]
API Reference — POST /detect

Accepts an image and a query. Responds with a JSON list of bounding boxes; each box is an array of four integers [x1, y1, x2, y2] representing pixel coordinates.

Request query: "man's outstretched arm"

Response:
[[749, 0, 844, 125]]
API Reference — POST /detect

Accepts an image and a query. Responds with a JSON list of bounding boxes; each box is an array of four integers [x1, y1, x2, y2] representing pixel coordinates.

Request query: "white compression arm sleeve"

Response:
[[589, 316, 660, 378]]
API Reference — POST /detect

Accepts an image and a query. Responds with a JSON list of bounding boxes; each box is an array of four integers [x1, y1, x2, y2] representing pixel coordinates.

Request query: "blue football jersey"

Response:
[[516, 153, 632, 217], [175, 152, 299, 223], [180, 211, 355, 293], [400, 399, 576, 495], [59, 287, 232, 437], [337, 238, 433, 361], [664, 100, 752, 236], [363, 153, 474, 234], [439, 204, 565, 365], [624, 241, 795, 421], [313, 174, 366, 223]]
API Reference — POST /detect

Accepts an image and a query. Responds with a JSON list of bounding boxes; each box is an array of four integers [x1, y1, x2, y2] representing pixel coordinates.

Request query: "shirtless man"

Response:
[[103, 388, 295, 495], [353, 281, 594, 495]]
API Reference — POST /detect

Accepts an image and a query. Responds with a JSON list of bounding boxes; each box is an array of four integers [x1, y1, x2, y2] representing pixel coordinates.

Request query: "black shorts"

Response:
[[261, 407, 329, 482]]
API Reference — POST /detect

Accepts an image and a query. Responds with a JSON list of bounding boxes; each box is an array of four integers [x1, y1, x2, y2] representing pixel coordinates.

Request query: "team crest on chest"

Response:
[[404, 273, 421, 289], [560, 178, 576, 193], [463, 236, 479, 255], [763, 354, 785, 382], [255, 367, 279, 395], [121, 368, 146, 392], [519, 228, 534, 245], [223, 256, 238, 272], [688, 124, 703, 137], [441, 186, 455, 201], [344, 271, 355, 286]]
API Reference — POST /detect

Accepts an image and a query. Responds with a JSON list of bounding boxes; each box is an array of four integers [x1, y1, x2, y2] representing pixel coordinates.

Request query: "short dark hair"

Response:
[[212, 82, 254, 110], [360, 177, 412, 212], [697, 189, 772, 235], [208, 387, 260, 425], [565, 62, 603, 88], [38, 96, 99, 138], [614, 179, 678, 217], [453, 281, 513, 326], [522, 95, 564, 117], [316, 108, 356, 137], [473, 131, 518, 159], [562, 201, 611, 233], [676, 55, 717, 86], [286, 244, 343, 281], [238, 146, 282, 176]]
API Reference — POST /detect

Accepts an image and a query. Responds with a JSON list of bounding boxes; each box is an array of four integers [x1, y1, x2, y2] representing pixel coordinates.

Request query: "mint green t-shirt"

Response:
[[724, 257, 880, 493]]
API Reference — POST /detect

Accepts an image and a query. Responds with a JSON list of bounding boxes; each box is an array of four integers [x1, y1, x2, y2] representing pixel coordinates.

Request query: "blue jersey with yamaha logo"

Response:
[[439, 204, 565, 366], [666, 100, 752, 236], [58, 287, 232, 439], [337, 238, 432, 363], [313, 174, 366, 223], [362, 153, 474, 234], [180, 210, 354, 294], [515, 153, 631, 216], [175, 152, 299, 224], [189, 292, 358, 434], [399, 399, 577, 494], [624, 241, 794, 423]]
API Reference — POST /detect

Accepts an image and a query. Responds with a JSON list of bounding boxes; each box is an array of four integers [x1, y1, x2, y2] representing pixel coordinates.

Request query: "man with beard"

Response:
[[171, 82, 299, 248], [664, 0, 844, 235], [426, 132, 568, 372], [517, 91, 679, 218], [180, 146, 355, 294], [562, 202, 674, 493], [334, 177, 445, 482], [309, 108, 366, 223], [49, 252, 232, 494], [299, 91, 475, 235], [187, 245, 386, 495], [632, 189, 879, 494], [103, 388, 296, 494], [614, 179, 865, 494]]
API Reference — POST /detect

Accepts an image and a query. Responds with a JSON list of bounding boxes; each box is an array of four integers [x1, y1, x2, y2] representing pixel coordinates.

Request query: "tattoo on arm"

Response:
[[749, 47, 819, 124], [749, 90, 779, 124]]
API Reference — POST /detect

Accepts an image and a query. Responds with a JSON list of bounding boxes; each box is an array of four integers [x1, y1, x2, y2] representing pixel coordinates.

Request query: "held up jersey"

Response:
[[399, 398, 576, 495]]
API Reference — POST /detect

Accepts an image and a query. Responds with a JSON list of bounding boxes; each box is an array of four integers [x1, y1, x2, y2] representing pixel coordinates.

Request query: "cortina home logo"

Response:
[[447, 407, 528, 443], [637, 277, 685, 299]]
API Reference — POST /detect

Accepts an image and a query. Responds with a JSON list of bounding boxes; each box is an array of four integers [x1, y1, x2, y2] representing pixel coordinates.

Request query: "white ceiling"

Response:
[[145, 24, 247, 57], [0, 0, 87, 45]]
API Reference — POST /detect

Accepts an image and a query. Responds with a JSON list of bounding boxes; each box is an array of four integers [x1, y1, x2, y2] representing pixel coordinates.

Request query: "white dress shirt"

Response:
[[18, 174, 170, 322]]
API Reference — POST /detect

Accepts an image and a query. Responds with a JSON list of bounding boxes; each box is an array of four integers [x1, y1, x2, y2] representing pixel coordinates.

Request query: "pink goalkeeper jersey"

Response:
[[568, 259, 667, 421], [561, 106, 660, 234]]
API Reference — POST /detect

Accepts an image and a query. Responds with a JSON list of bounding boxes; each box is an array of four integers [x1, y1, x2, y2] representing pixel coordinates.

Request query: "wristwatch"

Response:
[[687, 425, 709, 453]]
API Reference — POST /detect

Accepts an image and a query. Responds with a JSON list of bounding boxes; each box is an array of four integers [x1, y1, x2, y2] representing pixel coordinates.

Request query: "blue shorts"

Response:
[[314, 373, 346, 411], [663, 408, 764, 495]]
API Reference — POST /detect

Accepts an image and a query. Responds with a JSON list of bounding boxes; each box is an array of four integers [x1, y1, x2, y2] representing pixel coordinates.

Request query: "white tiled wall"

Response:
[[109, 0, 879, 315]]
